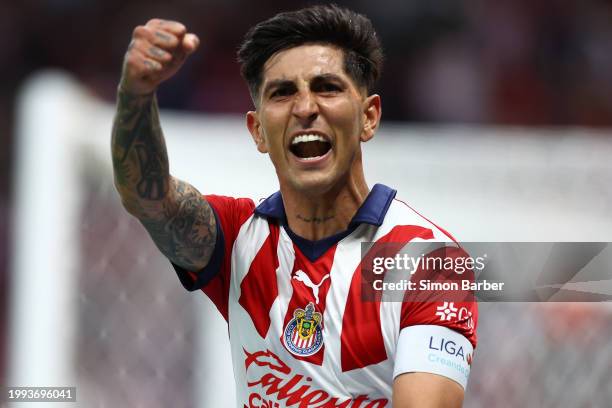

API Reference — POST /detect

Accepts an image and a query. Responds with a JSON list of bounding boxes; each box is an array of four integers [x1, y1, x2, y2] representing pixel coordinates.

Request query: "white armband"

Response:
[[393, 325, 474, 389]]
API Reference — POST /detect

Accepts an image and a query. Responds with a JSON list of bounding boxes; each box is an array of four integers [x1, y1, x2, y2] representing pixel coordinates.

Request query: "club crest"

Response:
[[283, 302, 324, 356]]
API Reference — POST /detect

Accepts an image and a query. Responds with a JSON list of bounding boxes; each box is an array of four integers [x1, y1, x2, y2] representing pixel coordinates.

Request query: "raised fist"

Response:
[[119, 19, 199, 95]]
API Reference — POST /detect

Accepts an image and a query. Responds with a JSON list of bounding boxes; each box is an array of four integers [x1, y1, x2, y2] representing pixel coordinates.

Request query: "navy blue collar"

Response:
[[255, 183, 396, 227], [254, 184, 396, 261]]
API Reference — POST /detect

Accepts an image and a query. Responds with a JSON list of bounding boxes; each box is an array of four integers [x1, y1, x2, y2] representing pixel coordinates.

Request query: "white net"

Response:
[[9, 71, 612, 407], [76, 175, 197, 407]]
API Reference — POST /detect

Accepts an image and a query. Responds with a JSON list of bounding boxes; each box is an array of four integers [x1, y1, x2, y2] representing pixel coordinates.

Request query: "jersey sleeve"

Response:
[[393, 245, 478, 389], [171, 195, 255, 321]]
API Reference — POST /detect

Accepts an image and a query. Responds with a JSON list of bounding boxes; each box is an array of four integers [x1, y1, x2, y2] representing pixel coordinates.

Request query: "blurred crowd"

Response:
[[1, 0, 612, 386], [2, 0, 612, 183]]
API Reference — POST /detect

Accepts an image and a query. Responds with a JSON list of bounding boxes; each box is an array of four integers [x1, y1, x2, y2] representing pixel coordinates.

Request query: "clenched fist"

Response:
[[119, 19, 199, 95]]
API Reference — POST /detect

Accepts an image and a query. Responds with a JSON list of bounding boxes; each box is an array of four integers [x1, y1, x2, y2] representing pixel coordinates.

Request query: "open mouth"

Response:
[[289, 134, 332, 160]]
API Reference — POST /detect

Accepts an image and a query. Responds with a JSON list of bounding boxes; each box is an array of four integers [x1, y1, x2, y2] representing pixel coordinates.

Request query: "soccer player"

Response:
[[112, 5, 477, 407]]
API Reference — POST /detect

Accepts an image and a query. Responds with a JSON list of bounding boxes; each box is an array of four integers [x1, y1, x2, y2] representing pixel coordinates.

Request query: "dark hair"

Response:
[[237, 4, 383, 102]]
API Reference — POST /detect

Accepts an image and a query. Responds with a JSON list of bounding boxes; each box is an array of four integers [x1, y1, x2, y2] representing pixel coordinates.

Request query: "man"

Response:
[[112, 5, 477, 407]]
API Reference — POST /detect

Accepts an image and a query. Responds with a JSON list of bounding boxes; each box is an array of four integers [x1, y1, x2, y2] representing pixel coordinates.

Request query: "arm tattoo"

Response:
[[135, 143, 166, 200], [111, 89, 169, 201], [111, 89, 216, 270], [141, 180, 217, 270]]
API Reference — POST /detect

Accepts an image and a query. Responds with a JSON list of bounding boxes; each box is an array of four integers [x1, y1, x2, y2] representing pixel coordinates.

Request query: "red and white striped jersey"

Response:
[[173, 184, 478, 408]]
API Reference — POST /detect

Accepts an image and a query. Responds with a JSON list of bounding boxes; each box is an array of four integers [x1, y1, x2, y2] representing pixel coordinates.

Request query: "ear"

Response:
[[246, 111, 268, 153], [361, 94, 381, 142]]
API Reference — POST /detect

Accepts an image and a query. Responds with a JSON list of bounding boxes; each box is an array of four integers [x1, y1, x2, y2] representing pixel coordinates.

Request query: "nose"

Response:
[[291, 90, 318, 123]]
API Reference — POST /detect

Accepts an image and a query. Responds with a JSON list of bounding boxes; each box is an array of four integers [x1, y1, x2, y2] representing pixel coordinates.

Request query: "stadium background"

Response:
[[2, 0, 612, 406]]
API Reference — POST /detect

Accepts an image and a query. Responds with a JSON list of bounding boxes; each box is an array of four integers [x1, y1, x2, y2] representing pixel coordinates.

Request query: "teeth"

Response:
[[301, 156, 322, 161], [291, 134, 327, 145]]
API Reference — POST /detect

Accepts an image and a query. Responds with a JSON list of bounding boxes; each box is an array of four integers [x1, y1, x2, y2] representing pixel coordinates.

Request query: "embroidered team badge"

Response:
[[283, 302, 324, 356]]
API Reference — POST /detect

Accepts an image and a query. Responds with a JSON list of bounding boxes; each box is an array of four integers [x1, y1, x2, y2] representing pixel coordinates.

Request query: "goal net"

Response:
[[9, 71, 612, 407]]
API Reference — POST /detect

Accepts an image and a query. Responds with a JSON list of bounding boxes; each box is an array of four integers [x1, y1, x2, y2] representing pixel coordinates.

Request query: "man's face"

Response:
[[247, 44, 380, 195]]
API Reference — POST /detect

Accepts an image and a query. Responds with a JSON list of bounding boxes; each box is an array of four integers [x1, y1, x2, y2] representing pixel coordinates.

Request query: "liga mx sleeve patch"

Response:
[[393, 325, 474, 390]]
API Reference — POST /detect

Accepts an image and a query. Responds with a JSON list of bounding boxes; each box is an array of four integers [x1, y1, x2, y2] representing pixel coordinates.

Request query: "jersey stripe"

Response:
[[340, 225, 434, 372], [238, 223, 280, 338], [270, 228, 296, 337]]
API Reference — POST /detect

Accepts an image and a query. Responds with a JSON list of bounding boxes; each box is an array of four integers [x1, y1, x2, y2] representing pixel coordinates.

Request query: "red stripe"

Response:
[[238, 223, 280, 338], [340, 225, 434, 372], [203, 278, 228, 321]]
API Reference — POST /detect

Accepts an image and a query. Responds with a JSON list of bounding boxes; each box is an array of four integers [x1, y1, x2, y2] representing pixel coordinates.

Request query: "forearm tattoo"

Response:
[[111, 90, 169, 200], [111, 90, 216, 269]]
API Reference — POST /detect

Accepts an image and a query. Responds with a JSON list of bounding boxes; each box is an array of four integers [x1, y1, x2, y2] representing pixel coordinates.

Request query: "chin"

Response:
[[285, 170, 343, 196]]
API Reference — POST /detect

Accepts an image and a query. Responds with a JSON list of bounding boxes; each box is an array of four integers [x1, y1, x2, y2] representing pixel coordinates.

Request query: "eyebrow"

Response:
[[312, 73, 346, 84], [262, 79, 294, 97], [262, 73, 347, 96]]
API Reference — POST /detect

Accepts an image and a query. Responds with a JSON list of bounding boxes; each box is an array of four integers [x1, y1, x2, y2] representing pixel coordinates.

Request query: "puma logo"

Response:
[[293, 270, 330, 304]]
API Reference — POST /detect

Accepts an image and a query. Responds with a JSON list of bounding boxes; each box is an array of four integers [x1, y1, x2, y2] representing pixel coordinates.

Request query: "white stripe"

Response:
[[270, 227, 296, 339], [231, 215, 271, 288]]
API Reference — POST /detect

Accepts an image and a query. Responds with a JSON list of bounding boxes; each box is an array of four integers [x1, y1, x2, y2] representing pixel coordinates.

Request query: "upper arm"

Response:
[[393, 372, 464, 408], [139, 177, 217, 271], [392, 245, 478, 407]]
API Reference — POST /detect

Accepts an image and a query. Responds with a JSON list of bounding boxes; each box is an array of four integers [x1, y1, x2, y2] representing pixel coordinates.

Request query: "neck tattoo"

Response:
[[296, 214, 335, 224]]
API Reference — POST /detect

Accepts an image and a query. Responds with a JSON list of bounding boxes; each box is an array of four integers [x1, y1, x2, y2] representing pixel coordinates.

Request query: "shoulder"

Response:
[[381, 195, 457, 243]]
